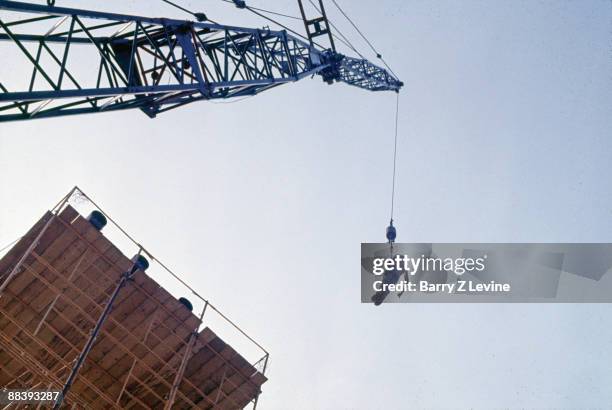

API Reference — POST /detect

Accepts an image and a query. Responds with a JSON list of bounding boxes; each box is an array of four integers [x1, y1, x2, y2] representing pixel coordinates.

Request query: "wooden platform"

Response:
[[0, 206, 266, 409]]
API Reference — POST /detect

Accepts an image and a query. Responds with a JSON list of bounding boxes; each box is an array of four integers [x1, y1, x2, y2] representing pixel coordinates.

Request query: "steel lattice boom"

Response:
[[0, 1, 402, 122]]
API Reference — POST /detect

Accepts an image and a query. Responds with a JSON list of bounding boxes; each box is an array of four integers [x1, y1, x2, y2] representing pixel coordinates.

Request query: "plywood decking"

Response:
[[0, 206, 266, 409]]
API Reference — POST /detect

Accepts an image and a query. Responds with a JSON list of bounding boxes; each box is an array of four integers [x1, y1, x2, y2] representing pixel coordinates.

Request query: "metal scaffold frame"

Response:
[[0, 186, 269, 409]]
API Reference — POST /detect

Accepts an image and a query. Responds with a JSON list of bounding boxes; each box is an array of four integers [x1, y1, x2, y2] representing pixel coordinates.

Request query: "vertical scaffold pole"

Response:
[[164, 301, 208, 410], [52, 251, 147, 410], [252, 353, 268, 409]]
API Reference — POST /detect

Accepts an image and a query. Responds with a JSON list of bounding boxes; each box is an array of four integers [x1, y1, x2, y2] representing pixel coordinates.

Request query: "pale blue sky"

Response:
[[1, 0, 612, 408]]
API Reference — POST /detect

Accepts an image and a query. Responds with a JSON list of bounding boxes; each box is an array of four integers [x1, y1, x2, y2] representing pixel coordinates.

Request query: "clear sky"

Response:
[[1, 0, 612, 408]]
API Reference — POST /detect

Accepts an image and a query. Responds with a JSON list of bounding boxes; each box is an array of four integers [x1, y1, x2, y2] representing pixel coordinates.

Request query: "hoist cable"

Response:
[[390, 92, 399, 221], [216, 0, 321, 46], [246, 5, 302, 20], [223, 0, 366, 58], [239, 3, 324, 46], [244, 7, 317, 44], [329, 0, 376, 55], [216, 0, 364, 55], [306, 0, 364, 58], [161, 0, 195, 16], [217, 0, 301, 20], [328, 0, 398, 79], [330, 32, 363, 56], [160, 0, 220, 24]]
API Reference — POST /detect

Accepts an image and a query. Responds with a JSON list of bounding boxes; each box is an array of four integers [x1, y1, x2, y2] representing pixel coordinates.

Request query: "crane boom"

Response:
[[0, 0, 402, 122]]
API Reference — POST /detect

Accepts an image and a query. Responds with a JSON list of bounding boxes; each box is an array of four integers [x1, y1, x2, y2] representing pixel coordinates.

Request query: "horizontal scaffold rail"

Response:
[[0, 0, 402, 121]]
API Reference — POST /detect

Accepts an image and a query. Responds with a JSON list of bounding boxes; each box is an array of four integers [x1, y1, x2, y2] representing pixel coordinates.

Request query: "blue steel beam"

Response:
[[0, 0, 401, 122]]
